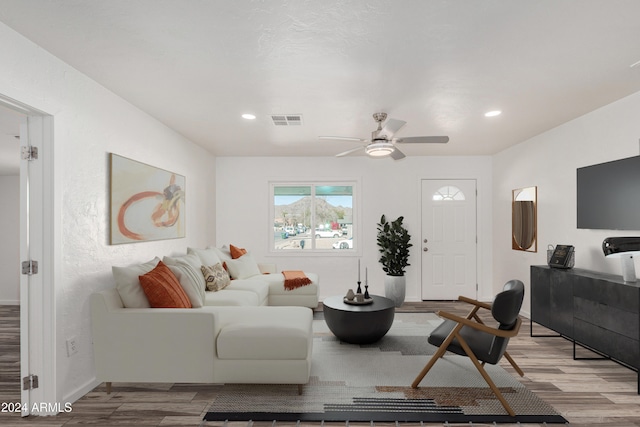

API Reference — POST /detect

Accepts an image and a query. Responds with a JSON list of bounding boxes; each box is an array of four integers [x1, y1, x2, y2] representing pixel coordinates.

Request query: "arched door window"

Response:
[[432, 186, 466, 201]]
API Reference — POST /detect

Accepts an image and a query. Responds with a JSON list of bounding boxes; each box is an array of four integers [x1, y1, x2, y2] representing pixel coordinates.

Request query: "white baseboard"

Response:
[[28, 377, 100, 416], [63, 376, 101, 407], [0, 299, 19, 305]]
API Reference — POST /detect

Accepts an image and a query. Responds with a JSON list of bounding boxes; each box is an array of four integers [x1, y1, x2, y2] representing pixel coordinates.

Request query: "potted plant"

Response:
[[376, 214, 412, 307]]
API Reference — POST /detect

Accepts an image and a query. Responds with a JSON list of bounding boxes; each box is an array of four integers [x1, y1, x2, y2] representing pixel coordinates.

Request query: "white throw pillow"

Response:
[[162, 253, 206, 302], [211, 246, 232, 264], [225, 253, 261, 280], [167, 265, 204, 307], [112, 257, 160, 308], [187, 247, 221, 267]]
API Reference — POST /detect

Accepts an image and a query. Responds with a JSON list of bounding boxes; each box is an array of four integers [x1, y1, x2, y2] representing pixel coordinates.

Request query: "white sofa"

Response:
[[111, 246, 319, 309], [186, 246, 319, 308], [90, 245, 318, 390], [91, 289, 313, 388]]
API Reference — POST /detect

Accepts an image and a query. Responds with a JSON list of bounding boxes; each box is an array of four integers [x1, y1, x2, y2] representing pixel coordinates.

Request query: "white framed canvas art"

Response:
[[110, 153, 185, 244]]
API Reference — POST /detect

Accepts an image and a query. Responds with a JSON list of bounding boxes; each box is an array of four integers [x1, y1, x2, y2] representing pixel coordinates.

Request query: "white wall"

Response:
[[493, 91, 640, 316], [0, 22, 216, 404], [0, 175, 19, 304], [216, 155, 493, 302]]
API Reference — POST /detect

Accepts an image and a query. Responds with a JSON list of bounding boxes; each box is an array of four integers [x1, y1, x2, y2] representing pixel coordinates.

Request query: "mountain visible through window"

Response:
[[272, 183, 355, 252]]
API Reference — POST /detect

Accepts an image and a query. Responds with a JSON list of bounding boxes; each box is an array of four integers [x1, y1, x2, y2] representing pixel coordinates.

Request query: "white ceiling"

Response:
[[1, 0, 640, 163]]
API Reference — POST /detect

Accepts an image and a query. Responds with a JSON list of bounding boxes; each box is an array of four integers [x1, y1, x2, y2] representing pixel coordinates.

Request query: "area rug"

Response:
[[204, 312, 567, 423]]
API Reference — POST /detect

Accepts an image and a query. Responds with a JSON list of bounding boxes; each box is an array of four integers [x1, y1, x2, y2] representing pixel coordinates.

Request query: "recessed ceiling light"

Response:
[[242, 113, 256, 120], [484, 110, 502, 117]]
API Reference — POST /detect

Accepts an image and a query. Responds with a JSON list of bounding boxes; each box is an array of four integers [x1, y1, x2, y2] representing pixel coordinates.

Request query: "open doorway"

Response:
[[0, 95, 55, 417], [0, 103, 24, 405]]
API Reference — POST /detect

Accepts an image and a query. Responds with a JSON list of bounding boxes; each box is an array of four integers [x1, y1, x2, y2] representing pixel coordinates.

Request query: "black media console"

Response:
[[530, 265, 640, 393]]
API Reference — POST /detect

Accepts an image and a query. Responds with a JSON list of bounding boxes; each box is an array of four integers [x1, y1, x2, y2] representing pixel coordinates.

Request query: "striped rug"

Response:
[[205, 312, 566, 424]]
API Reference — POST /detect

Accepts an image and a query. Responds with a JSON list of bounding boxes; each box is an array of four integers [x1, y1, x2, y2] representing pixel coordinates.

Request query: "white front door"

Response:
[[421, 179, 477, 300]]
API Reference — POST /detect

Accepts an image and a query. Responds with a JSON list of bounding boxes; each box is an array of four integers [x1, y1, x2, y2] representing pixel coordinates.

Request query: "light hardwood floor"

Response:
[[1, 302, 640, 426]]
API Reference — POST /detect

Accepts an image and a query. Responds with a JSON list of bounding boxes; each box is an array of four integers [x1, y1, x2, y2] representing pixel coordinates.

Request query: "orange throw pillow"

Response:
[[230, 244, 247, 259], [139, 261, 192, 308]]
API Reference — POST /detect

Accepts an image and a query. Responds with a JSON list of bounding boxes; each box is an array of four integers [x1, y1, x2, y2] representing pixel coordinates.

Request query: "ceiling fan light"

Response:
[[365, 141, 394, 157]]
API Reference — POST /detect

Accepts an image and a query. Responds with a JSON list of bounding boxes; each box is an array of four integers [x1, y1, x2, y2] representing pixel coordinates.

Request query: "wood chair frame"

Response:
[[411, 295, 524, 417]]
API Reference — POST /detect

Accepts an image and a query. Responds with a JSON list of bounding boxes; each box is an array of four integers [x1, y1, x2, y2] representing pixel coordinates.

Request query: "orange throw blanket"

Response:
[[282, 270, 312, 291]]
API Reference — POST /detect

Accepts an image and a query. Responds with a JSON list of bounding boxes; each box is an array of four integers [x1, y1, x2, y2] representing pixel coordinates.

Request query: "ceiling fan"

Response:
[[319, 112, 449, 160]]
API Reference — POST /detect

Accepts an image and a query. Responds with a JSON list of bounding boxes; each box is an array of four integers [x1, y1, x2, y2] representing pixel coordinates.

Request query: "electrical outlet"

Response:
[[66, 337, 78, 357]]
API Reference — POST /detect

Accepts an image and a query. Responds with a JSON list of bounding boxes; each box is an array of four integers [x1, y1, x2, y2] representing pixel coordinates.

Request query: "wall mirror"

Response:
[[512, 186, 537, 252]]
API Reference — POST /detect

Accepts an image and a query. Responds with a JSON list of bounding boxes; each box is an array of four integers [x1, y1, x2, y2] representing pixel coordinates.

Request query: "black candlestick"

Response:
[[356, 281, 362, 294], [364, 284, 369, 299]]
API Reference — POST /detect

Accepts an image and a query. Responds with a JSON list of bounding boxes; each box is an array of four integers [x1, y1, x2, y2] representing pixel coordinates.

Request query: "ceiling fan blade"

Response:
[[390, 147, 406, 160], [395, 136, 449, 144], [380, 118, 406, 138], [319, 136, 367, 142], [336, 146, 365, 157]]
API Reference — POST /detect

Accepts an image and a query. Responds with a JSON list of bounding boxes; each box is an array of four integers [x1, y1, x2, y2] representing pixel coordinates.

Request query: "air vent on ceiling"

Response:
[[270, 114, 303, 126]]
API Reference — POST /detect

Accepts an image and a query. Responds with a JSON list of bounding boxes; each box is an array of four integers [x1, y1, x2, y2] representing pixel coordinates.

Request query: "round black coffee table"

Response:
[[322, 294, 395, 344]]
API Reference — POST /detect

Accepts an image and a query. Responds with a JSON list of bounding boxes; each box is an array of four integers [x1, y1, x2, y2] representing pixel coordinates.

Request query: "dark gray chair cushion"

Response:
[[427, 280, 525, 365]]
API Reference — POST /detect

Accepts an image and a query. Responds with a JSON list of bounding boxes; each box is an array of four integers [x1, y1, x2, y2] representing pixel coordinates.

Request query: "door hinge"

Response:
[[21, 260, 38, 275], [21, 146, 38, 161], [23, 374, 39, 390]]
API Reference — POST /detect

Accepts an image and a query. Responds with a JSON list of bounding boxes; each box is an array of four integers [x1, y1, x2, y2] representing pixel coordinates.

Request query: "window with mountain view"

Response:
[[271, 182, 355, 252]]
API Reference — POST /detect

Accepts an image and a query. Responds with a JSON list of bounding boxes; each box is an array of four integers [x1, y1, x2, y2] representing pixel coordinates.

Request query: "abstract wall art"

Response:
[[110, 153, 185, 244]]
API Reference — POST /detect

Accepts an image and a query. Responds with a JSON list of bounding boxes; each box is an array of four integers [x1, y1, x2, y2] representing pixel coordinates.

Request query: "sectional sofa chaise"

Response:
[[90, 246, 319, 391]]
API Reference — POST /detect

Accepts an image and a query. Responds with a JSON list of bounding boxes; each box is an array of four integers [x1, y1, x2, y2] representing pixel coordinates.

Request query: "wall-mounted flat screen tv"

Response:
[[577, 155, 640, 230]]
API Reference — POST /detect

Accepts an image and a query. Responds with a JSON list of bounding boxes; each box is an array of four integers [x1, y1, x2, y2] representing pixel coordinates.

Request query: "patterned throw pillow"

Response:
[[201, 263, 231, 292], [139, 261, 192, 308]]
